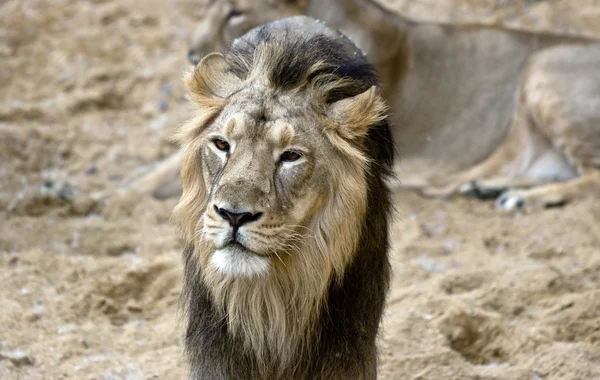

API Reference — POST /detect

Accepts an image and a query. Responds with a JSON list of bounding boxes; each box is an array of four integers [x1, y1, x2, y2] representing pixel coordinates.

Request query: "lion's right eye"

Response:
[[226, 9, 244, 20], [280, 150, 302, 163], [213, 139, 231, 152]]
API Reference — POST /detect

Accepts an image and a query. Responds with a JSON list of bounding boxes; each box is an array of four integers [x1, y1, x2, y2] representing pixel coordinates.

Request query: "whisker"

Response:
[[246, 229, 279, 239], [278, 224, 313, 232], [277, 225, 316, 236], [270, 247, 287, 268], [283, 242, 302, 255], [196, 229, 217, 240], [203, 223, 224, 229], [204, 213, 219, 222], [242, 232, 274, 246]]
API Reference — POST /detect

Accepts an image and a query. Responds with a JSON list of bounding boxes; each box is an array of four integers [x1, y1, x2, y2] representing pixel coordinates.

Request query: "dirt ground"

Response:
[[1, 0, 599, 379]]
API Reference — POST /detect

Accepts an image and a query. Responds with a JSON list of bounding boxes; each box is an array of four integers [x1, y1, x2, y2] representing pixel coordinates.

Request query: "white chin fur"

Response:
[[211, 247, 270, 278]]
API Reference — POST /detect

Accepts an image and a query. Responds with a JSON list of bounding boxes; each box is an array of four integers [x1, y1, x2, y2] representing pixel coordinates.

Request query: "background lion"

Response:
[[126, 0, 600, 211], [176, 16, 393, 379]]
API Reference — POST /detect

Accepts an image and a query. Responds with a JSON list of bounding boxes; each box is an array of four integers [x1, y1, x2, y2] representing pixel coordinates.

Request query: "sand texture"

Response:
[[1, 0, 599, 379]]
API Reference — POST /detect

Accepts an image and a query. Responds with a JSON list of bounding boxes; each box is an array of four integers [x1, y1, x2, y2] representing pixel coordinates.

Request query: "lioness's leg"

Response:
[[129, 151, 182, 199], [495, 45, 600, 210], [459, 176, 548, 200], [445, 45, 600, 207], [496, 171, 600, 210], [423, 84, 571, 199], [102, 150, 182, 200], [99, 151, 182, 218]]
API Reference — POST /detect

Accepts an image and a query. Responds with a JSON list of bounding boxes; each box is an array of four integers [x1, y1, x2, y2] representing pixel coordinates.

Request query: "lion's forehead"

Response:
[[228, 88, 313, 118], [215, 92, 320, 147]]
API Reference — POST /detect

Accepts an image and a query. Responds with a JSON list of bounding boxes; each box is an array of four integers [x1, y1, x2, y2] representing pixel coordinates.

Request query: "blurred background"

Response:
[[1, 1, 599, 379]]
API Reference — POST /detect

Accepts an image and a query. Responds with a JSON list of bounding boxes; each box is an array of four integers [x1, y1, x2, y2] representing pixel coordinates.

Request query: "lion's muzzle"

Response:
[[213, 205, 263, 234]]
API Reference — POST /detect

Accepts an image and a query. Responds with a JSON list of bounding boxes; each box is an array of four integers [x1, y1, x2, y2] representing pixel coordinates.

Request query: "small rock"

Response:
[[27, 312, 42, 323], [126, 302, 143, 313], [159, 83, 172, 95], [157, 83, 172, 112], [27, 304, 47, 322], [84, 165, 98, 175], [8, 256, 18, 267], [157, 98, 168, 112], [142, 102, 156, 117], [420, 221, 446, 237], [414, 255, 445, 273], [0, 350, 35, 367]]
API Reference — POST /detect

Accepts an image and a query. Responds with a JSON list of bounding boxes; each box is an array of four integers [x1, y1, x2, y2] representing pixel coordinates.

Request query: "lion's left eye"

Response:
[[280, 151, 302, 162], [213, 139, 231, 152]]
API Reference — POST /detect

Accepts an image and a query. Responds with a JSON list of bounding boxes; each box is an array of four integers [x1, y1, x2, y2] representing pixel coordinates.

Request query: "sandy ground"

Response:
[[1, 0, 599, 379]]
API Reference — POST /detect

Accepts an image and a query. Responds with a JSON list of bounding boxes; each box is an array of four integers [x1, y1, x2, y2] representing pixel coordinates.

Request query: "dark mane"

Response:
[[226, 22, 380, 103]]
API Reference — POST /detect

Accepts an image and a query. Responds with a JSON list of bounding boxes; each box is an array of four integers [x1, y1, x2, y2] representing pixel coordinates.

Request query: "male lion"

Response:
[[175, 16, 393, 379]]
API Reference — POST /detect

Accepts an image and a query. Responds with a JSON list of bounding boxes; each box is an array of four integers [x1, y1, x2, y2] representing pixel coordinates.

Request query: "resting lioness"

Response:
[[186, 0, 600, 210], [114, 0, 599, 212], [176, 16, 393, 379]]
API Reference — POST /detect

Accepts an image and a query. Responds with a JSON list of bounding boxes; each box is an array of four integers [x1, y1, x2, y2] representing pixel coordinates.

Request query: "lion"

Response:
[[119, 0, 599, 212], [175, 16, 393, 379]]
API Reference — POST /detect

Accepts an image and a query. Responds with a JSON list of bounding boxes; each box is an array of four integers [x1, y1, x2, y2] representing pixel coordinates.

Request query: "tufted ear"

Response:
[[185, 52, 243, 107], [325, 86, 387, 141]]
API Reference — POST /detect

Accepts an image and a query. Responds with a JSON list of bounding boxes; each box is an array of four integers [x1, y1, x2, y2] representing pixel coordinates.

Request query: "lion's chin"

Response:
[[210, 243, 271, 278]]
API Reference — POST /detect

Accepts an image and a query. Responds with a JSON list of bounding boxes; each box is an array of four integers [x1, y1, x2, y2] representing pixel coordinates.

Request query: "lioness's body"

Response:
[[121, 0, 599, 211], [177, 17, 392, 379]]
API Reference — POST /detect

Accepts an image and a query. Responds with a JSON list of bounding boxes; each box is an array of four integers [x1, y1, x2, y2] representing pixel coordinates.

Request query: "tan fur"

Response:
[[325, 86, 388, 139], [174, 36, 383, 374]]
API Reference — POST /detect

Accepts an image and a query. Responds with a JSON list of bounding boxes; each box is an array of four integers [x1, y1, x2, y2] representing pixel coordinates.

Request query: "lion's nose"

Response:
[[214, 205, 263, 231]]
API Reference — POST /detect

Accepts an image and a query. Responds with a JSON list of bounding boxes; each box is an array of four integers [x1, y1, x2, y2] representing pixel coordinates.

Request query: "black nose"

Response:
[[187, 49, 200, 65], [214, 205, 263, 231]]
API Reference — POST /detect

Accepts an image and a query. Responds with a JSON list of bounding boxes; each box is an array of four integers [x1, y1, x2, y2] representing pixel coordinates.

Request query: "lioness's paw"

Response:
[[495, 191, 526, 211], [459, 180, 507, 200], [495, 189, 567, 211]]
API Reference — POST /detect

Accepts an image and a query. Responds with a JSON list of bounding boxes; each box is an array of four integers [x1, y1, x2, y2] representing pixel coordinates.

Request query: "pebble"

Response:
[[0, 350, 35, 367]]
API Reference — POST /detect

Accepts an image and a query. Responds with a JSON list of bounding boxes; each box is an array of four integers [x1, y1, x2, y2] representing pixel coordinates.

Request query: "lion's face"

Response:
[[187, 0, 308, 64], [176, 22, 388, 283], [197, 87, 330, 277]]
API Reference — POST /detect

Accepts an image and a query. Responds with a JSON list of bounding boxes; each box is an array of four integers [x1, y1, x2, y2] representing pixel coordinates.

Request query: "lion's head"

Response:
[[187, 0, 309, 64], [176, 16, 393, 375]]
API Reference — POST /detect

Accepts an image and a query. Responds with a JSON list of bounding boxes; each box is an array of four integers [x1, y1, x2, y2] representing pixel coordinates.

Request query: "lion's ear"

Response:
[[325, 86, 387, 140], [185, 52, 242, 106]]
